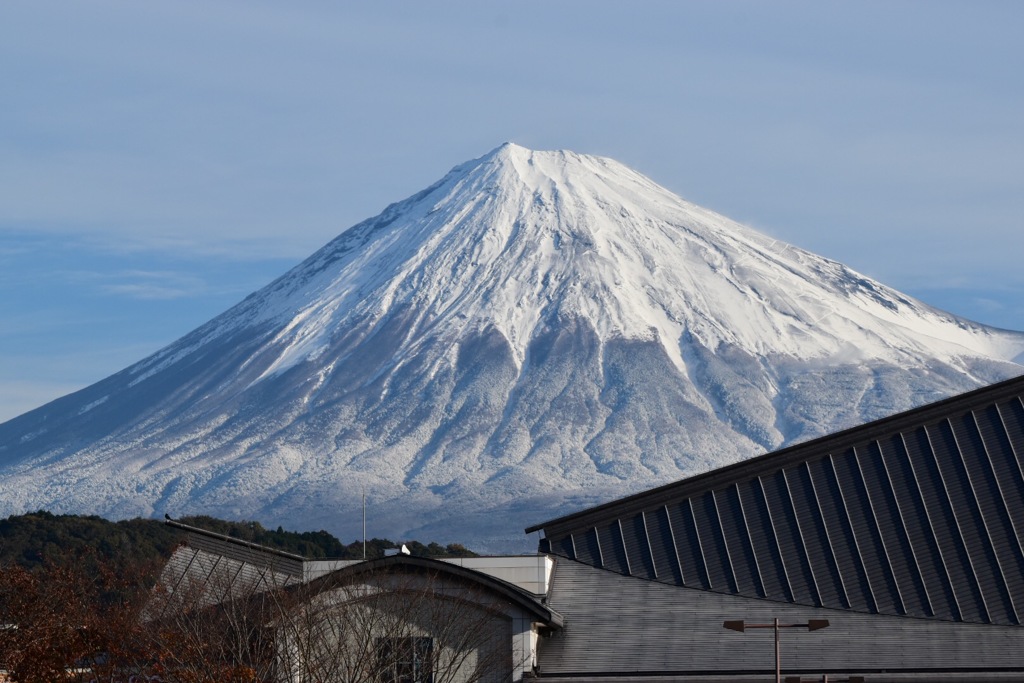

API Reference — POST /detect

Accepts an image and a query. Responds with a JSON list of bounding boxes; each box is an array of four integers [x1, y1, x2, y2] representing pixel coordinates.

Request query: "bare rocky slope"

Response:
[[2, 144, 1022, 550]]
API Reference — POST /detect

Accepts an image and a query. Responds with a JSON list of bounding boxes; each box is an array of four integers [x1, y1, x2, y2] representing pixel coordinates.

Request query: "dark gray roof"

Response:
[[528, 373, 1024, 625], [165, 517, 305, 577]]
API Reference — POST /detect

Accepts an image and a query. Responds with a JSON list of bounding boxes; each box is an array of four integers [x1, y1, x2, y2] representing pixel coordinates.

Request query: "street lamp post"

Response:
[[723, 618, 830, 683]]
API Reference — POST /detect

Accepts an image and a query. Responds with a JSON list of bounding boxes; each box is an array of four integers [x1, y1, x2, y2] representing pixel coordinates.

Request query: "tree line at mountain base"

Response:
[[0, 510, 476, 573]]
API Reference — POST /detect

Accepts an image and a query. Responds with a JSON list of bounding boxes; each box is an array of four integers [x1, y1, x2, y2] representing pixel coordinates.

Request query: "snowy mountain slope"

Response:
[[1, 143, 1022, 550]]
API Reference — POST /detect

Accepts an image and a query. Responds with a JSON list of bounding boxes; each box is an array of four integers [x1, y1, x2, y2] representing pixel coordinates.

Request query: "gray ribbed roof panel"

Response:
[[540, 559, 1024, 679], [529, 373, 1024, 625]]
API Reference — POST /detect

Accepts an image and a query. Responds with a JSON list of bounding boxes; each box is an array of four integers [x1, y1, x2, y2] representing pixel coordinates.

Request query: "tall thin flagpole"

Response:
[[362, 488, 366, 560]]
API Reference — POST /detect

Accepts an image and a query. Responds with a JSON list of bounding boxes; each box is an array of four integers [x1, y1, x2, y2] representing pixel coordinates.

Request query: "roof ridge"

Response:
[[165, 517, 306, 561], [528, 371, 1024, 534]]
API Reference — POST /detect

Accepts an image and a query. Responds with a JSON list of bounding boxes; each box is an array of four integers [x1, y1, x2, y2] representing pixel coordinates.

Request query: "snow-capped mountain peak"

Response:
[[196, 142, 1021, 382], [1, 144, 1022, 550]]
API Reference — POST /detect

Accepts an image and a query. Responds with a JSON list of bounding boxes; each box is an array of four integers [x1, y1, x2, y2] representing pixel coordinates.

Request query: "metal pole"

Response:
[[362, 488, 366, 560], [774, 617, 780, 683], [723, 617, 827, 682]]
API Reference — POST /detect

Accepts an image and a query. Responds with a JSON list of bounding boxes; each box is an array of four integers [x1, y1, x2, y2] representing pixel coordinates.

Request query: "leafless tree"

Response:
[[143, 551, 296, 682], [147, 549, 527, 683], [277, 565, 518, 683]]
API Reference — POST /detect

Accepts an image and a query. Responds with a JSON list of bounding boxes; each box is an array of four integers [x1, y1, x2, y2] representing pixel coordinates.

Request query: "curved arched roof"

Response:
[[305, 554, 563, 628]]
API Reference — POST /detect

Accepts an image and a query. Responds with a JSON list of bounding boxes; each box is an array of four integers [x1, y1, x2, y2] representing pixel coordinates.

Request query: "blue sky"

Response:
[[1, 1, 1023, 422]]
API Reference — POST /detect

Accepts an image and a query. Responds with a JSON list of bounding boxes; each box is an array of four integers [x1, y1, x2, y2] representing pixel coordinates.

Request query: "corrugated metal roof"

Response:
[[529, 373, 1024, 625], [164, 518, 305, 576]]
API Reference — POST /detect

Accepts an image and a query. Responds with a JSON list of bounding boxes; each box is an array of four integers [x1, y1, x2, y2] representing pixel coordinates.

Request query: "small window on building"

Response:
[[376, 636, 434, 683]]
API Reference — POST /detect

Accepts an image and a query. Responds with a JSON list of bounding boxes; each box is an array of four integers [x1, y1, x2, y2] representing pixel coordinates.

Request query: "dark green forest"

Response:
[[0, 510, 476, 574]]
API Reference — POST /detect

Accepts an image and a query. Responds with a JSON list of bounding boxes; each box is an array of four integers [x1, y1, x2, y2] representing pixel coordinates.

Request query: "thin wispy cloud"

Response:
[[98, 271, 208, 301]]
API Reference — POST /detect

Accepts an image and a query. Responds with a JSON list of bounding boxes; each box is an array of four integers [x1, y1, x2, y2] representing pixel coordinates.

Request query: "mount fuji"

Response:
[[2, 143, 1023, 549]]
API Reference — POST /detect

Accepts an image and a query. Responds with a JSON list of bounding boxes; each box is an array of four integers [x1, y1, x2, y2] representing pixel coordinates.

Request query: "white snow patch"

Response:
[[78, 395, 109, 415]]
